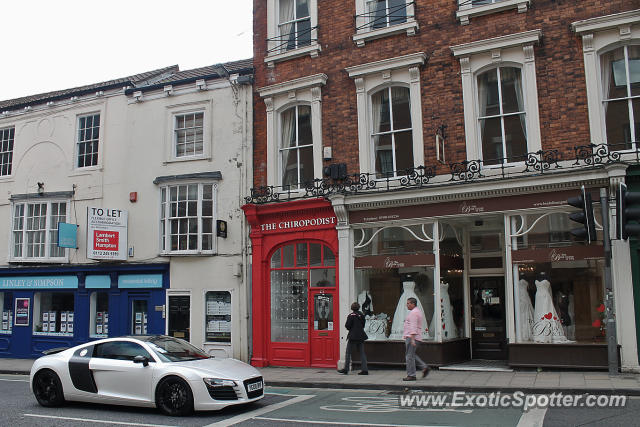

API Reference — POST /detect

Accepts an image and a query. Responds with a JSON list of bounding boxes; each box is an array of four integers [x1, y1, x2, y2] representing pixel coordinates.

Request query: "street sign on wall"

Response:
[[87, 207, 128, 260]]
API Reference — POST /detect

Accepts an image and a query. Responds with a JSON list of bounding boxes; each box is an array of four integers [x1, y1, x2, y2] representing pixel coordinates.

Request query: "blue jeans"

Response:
[[405, 337, 427, 377], [344, 340, 368, 372]]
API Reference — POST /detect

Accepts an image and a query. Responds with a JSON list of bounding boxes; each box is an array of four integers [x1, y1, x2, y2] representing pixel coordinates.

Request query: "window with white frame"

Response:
[[371, 86, 414, 177], [174, 112, 204, 157], [451, 30, 542, 165], [77, 114, 100, 168], [477, 66, 528, 165], [258, 74, 326, 188], [456, 0, 530, 26], [0, 127, 14, 176], [265, 0, 319, 65], [572, 11, 640, 151], [280, 105, 314, 189], [160, 183, 216, 254], [11, 200, 67, 261], [353, 0, 417, 47], [346, 53, 426, 176]]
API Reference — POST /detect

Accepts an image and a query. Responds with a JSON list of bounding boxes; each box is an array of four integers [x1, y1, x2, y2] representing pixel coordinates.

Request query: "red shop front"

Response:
[[242, 199, 339, 368]]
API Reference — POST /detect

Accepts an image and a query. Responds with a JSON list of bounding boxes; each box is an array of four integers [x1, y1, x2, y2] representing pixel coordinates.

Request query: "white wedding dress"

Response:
[[532, 279, 568, 343], [389, 281, 428, 339], [430, 282, 457, 339], [518, 279, 535, 341]]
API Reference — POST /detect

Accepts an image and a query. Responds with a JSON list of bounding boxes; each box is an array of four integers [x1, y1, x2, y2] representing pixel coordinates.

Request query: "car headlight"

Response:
[[203, 378, 237, 387]]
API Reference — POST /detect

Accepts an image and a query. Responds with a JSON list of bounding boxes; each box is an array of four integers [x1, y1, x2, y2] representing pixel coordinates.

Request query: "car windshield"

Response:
[[145, 336, 210, 362]]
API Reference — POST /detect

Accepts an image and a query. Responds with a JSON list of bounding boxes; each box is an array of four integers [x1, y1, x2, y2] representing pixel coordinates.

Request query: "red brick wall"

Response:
[[252, 0, 637, 187]]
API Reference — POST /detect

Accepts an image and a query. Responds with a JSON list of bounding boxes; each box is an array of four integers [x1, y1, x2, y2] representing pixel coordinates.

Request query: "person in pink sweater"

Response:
[[402, 297, 429, 381]]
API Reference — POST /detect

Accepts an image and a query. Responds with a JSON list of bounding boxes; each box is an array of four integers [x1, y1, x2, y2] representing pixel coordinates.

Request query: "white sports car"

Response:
[[30, 335, 264, 416]]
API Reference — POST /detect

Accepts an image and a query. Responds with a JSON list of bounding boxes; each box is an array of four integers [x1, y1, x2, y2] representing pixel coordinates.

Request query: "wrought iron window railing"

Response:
[[355, 1, 414, 32], [267, 24, 317, 54], [246, 143, 639, 204]]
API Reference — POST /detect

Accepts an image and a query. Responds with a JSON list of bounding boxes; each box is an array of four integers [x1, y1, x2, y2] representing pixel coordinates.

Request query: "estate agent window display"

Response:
[[510, 211, 606, 344]]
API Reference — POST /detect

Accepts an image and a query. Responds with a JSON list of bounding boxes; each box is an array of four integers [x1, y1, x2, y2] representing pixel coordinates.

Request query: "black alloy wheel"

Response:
[[33, 369, 65, 407], [155, 376, 194, 416]]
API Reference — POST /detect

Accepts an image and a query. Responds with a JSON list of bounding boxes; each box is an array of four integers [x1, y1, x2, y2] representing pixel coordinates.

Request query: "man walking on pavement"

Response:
[[403, 297, 429, 381]]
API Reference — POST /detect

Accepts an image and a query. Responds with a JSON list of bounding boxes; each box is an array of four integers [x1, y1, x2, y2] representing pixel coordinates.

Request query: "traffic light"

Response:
[[567, 186, 597, 243], [616, 182, 640, 240]]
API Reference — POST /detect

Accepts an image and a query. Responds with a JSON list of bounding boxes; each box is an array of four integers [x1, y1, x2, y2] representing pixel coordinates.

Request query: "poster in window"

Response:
[[43, 323, 49, 332], [68, 312, 74, 322], [14, 298, 30, 326], [43, 312, 49, 322], [67, 322, 74, 333], [61, 312, 67, 322], [61, 323, 67, 332], [49, 322, 56, 332]]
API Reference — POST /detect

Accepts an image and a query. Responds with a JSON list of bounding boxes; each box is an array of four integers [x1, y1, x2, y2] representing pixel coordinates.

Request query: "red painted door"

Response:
[[309, 289, 338, 367]]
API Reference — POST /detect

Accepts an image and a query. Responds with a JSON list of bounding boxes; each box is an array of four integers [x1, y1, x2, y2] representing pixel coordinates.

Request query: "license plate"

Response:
[[247, 381, 263, 392]]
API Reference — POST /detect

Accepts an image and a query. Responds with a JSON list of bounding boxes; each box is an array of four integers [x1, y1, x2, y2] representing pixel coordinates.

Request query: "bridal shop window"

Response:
[[353, 224, 436, 341], [439, 223, 466, 340], [510, 212, 605, 344]]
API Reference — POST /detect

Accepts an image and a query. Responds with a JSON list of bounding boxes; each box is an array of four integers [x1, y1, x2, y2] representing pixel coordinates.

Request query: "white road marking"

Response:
[[23, 414, 177, 427], [204, 393, 315, 427], [516, 407, 548, 427], [254, 417, 454, 427]]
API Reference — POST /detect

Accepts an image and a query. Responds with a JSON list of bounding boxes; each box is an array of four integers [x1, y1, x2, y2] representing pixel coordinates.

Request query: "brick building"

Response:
[[245, 1, 640, 371]]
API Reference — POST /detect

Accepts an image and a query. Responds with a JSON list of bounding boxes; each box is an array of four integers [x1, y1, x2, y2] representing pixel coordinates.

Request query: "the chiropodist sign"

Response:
[[87, 207, 128, 260]]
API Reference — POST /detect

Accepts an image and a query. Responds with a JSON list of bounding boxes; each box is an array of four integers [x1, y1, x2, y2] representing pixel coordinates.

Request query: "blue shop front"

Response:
[[0, 263, 169, 358]]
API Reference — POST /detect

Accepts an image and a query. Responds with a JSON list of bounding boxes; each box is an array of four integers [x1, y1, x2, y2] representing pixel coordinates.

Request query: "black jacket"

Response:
[[345, 310, 368, 342]]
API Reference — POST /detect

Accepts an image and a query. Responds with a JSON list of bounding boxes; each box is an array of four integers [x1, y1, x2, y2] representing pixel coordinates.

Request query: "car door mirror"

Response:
[[133, 355, 149, 367]]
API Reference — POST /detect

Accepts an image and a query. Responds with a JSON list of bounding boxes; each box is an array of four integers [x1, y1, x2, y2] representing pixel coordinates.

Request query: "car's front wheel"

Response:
[[155, 376, 194, 416], [33, 369, 65, 407]]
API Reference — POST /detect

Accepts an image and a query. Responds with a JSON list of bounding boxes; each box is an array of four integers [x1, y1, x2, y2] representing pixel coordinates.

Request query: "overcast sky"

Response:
[[1, 0, 253, 101]]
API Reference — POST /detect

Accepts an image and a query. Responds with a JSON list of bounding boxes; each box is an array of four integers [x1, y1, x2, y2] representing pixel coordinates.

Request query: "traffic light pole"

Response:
[[600, 188, 619, 375]]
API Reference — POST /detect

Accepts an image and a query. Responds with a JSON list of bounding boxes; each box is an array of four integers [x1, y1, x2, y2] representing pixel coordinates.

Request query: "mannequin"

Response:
[[518, 279, 535, 341], [389, 280, 428, 339], [430, 281, 457, 339], [357, 290, 374, 317], [532, 272, 568, 343]]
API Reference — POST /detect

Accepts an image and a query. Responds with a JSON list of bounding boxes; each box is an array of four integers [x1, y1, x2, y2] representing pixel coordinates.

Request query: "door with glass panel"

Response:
[[471, 277, 507, 359], [269, 241, 337, 367]]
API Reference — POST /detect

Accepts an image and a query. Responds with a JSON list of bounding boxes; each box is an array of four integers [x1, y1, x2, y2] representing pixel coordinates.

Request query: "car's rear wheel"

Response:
[[155, 376, 194, 416], [33, 369, 65, 407]]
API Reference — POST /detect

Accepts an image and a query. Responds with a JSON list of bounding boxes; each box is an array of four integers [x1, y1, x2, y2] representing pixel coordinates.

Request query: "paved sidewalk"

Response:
[[5, 358, 640, 395]]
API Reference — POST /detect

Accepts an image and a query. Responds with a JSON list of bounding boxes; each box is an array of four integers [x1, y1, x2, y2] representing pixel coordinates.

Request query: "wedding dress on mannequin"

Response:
[[518, 279, 535, 341], [430, 281, 457, 339], [532, 273, 568, 343], [389, 280, 428, 339]]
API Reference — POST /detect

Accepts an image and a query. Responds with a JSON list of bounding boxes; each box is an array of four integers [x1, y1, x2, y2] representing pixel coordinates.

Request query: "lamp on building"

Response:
[[37, 182, 44, 195]]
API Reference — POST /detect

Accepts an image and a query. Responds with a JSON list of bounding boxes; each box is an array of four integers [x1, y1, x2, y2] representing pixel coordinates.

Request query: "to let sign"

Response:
[[87, 207, 128, 260]]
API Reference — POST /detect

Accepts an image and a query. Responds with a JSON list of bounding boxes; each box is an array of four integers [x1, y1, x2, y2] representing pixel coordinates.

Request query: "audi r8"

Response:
[[30, 335, 264, 416]]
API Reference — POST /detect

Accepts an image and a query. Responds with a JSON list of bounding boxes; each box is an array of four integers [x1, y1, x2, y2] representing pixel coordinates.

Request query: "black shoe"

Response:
[[358, 371, 368, 375], [337, 369, 348, 374], [422, 367, 430, 378], [402, 376, 416, 381]]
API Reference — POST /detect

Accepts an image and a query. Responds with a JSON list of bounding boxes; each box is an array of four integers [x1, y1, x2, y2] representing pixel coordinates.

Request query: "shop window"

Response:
[[33, 292, 74, 336], [90, 292, 109, 338], [510, 212, 605, 343], [205, 291, 231, 343], [354, 224, 436, 341], [0, 292, 13, 333], [439, 224, 466, 340], [270, 242, 336, 342]]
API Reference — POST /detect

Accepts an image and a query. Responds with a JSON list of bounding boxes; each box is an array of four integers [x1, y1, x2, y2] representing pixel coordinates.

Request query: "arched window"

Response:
[[270, 242, 336, 342], [280, 105, 314, 189], [370, 86, 413, 177], [476, 66, 528, 165], [601, 45, 640, 150]]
